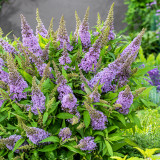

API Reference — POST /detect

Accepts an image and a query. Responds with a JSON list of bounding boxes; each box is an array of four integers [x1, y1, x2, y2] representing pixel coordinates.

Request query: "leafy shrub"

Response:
[[0, 4, 153, 160]]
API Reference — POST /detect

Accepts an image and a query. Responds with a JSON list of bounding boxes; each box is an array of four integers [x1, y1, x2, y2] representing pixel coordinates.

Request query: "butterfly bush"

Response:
[[0, 3, 147, 159]]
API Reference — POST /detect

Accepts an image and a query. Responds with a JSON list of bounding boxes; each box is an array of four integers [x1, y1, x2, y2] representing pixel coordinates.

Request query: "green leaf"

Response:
[[105, 141, 113, 156], [38, 144, 57, 152], [83, 111, 91, 128], [93, 131, 104, 137], [39, 136, 59, 143], [113, 113, 126, 126], [62, 67, 68, 80], [109, 136, 124, 142], [63, 145, 86, 156], [124, 138, 138, 147], [13, 138, 25, 152], [107, 126, 119, 133], [43, 112, 48, 125], [18, 69, 32, 84], [57, 113, 74, 119]]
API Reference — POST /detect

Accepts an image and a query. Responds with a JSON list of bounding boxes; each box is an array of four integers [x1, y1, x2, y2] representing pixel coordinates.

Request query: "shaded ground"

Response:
[[0, 0, 127, 39]]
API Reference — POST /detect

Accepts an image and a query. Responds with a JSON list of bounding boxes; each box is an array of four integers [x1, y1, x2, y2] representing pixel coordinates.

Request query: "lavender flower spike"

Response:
[[25, 127, 50, 145], [36, 8, 48, 38], [7, 53, 28, 101], [61, 93, 77, 113], [73, 11, 81, 41], [20, 14, 43, 57], [102, 3, 115, 41], [115, 85, 133, 115], [85, 102, 107, 130], [78, 7, 91, 49], [0, 38, 17, 55], [121, 28, 145, 58], [5, 135, 22, 152], [57, 15, 73, 51], [59, 42, 71, 66], [58, 127, 72, 142], [77, 137, 97, 151], [0, 58, 9, 84], [29, 76, 46, 115], [79, 34, 102, 72]]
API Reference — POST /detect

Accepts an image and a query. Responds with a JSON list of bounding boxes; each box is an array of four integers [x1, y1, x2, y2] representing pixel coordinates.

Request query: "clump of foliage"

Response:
[[0, 3, 153, 160], [111, 147, 160, 160]]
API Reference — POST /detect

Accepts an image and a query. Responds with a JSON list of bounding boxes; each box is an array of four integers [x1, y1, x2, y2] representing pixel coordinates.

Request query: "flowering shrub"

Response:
[[0, 4, 151, 159]]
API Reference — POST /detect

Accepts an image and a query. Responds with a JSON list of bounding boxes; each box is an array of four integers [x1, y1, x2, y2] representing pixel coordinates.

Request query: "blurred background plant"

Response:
[[121, 0, 160, 56], [0, 0, 8, 10]]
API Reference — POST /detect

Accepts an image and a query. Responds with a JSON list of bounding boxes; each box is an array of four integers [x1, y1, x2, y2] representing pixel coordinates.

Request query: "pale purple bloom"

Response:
[[5, 135, 22, 152], [116, 87, 133, 115], [9, 72, 28, 101], [89, 67, 116, 93], [0, 39, 17, 55], [30, 84, 46, 115], [59, 45, 71, 65], [0, 58, 9, 83], [26, 127, 50, 145], [57, 83, 73, 101], [89, 109, 107, 130], [78, 137, 96, 151], [79, 36, 101, 72], [156, 10, 160, 13], [78, 8, 91, 49], [58, 127, 72, 141], [61, 93, 77, 113], [89, 90, 101, 102], [148, 68, 160, 86], [57, 16, 73, 51], [21, 14, 43, 57]]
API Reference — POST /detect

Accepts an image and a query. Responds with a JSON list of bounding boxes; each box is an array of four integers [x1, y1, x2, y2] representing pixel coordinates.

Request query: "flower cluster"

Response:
[[29, 77, 46, 115], [36, 8, 48, 38], [4, 135, 22, 152], [79, 35, 102, 72], [115, 86, 133, 115], [148, 68, 160, 87], [21, 14, 43, 57], [78, 7, 91, 49], [58, 127, 72, 141], [77, 137, 96, 151], [26, 127, 50, 145], [0, 39, 17, 55], [57, 16, 73, 51]]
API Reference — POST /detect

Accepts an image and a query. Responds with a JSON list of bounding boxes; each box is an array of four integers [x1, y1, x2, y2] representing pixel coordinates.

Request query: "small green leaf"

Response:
[[63, 145, 86, 156], [39, 136, 59, 143], [83, 111, 91, 128], [38, 144, 57, 152], [57, 113, 74, 119], [18, 69, 32, 84], [13, 138, 25, 152], [43, 112, 48, 125], [105, 141, 113, 156], [62, 67, 68, 80]]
